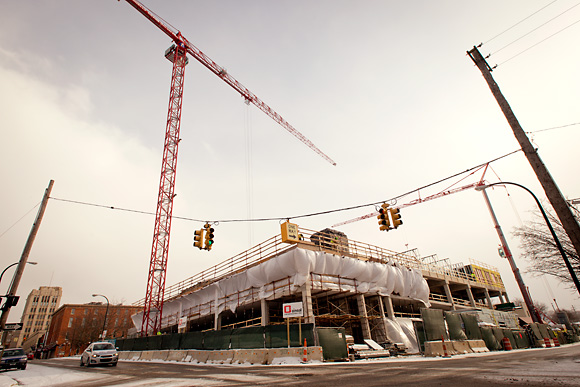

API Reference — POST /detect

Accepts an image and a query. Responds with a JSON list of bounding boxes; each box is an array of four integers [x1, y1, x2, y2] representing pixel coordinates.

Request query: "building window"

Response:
[[71, 308, 75, 315], [68, 317, 73, 328]]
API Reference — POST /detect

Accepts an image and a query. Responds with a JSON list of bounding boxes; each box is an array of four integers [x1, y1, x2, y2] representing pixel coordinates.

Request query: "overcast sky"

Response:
[[1, 1, 579, 321]]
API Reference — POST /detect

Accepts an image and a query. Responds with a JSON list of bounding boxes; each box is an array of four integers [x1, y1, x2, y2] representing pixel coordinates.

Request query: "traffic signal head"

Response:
[[193, 229, 205, 249], [204, 223, 214, 250], [390, 208, 402, 228], [377, 203, 391, 231]]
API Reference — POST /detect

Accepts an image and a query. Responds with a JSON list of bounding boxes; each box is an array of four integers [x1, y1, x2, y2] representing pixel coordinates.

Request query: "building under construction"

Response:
[[131, 224, 511, 353]]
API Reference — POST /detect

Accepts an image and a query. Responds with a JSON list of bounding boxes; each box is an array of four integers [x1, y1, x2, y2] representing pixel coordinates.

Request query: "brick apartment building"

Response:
[[45, 302, 140, 358]]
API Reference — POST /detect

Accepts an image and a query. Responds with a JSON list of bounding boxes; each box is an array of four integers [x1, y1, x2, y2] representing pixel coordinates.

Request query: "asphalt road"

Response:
[[35, 343, 580, 387]]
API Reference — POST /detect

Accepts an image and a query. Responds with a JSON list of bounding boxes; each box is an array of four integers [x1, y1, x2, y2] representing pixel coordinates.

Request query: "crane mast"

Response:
[[120, 0, 334, 335]]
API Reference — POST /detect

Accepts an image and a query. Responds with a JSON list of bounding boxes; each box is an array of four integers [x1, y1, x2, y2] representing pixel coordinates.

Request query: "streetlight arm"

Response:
[[479, 182, 580, 295]]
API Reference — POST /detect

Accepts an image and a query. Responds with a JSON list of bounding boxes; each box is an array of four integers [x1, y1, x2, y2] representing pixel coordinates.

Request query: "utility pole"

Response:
[[0, 180, 54, 342], [468, 46, 580, 272]]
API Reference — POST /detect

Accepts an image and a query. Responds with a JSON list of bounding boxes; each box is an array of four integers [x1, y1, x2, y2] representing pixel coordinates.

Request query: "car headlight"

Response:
[[113, 353, 118, 357], [92, 354, 98, 358]]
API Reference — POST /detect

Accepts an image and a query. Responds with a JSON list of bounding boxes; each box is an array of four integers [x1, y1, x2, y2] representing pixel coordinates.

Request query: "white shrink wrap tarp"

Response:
[[134, 249, 430, 330]]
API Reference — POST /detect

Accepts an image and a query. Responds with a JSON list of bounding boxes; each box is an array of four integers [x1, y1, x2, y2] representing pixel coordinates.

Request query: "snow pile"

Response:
[[133, 249, 430, 328]]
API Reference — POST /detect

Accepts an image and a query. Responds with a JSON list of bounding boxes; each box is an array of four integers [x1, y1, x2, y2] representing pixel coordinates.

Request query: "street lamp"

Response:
[[0, 261, 37, 287], [92, 294, 109, 340], [477, 182, 580, 295]]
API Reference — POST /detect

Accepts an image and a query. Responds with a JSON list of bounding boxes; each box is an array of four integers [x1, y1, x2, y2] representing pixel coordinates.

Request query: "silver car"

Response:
[[80, 342, 118, 367]]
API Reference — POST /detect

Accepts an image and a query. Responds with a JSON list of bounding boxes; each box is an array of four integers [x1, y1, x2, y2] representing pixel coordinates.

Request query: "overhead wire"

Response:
[[0, 202, 41, 240], [498, 17, 580, 66], [483, 0, 559, 45], [50, 149, 522, 225], [490, 1, 580, 56], [526, 122, 580, 134]]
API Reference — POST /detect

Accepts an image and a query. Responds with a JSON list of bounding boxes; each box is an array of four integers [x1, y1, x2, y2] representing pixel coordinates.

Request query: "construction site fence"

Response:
[[135, 227, 504, 307], [116, 324, 316, 352], [418, 308, 579, 353]]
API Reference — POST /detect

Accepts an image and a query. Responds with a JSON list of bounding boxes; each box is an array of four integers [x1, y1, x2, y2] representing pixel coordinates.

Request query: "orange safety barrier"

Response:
[[302, 338, 308, 363], [544, 337, 552, 348]]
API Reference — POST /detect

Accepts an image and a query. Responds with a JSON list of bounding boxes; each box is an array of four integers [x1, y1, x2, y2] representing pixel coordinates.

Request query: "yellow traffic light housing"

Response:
[[204, 223, 214, 250], [377, 203, 391, 231], [390, 208, 403, 228], [193, 228, 204, 249]]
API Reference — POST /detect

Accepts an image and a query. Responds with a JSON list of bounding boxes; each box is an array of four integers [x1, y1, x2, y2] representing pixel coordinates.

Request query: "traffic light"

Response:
[[390, 208, 403, 228], [204, 223, 214, 250], [377, 203, 391, 231], [193, 228, 205, 249], [1, 295, 19, 312]]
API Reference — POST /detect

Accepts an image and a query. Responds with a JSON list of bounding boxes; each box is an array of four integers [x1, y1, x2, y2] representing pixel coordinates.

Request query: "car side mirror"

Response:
[[116, 347, 119, 350]]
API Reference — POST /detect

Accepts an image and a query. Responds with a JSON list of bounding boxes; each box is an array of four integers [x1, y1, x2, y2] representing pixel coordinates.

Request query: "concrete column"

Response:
[[498, 293, 505, 304], [484, 288, 493, 308], [301, 276, 315, 325], [214, 312, 222, 331], [261, 299, 269, 326], [503, 292, 511, 303], [466, 285, 477, 308], [377, 296, 390, 343], [443, 281, 456, 310], [356, 294, 371, 340], [383, 295, 395, 319]]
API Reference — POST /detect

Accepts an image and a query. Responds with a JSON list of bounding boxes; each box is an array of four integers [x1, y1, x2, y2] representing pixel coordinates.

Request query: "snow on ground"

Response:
[[0, 363, 107, 387], [1, 344, 578, 386]]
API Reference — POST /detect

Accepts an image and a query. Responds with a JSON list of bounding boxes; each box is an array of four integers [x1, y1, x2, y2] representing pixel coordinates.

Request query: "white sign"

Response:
[[283, 302, 303, 318], [178, 317, 187, 329]]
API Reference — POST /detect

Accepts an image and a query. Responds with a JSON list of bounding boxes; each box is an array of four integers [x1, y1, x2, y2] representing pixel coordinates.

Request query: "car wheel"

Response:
[[112, 362, 117, 367], [20, 364, 27, 370], [80, 357, 84, 367]]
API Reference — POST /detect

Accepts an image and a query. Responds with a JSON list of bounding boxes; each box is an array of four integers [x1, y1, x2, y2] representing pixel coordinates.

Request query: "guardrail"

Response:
[[135, 226, 504, 307]]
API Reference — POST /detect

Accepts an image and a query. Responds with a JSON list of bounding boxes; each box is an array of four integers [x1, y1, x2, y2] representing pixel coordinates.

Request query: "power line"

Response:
[[498, 17, 580, 66], [483, 0, 559, 45], [0, 202, 41, 240], [491, 1, 579, 55], [49, 149, 521, 225], [526, 122, 580, 134]]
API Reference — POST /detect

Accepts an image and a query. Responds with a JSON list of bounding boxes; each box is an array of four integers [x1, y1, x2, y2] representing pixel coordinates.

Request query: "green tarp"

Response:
[[480, 327, 500, 351], [460, 313, 482, 340], [445, 312, 467, 341], [420, 308, 447, 341], [180, 331, 203, 350], [230, 327, 265, 349]]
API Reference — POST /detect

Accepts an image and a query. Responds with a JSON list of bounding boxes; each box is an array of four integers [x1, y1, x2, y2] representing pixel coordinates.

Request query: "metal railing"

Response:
[[135, 226, 504, 307]]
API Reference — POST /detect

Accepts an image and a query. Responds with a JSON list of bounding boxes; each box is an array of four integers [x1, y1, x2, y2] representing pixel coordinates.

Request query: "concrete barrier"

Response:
[[231, 349, 268, 365], [119, 351, 141, 360], [467, 340, 489, 353], [305, 347, 324, 362], [184, 350, 209, 363], [423, 341, 457, 357], [151, 350, 170, 361], [451, 341, 473, 354], [166, 350, 187, 362], [139, 351, 154, 361], [206, 350, 234, 364]]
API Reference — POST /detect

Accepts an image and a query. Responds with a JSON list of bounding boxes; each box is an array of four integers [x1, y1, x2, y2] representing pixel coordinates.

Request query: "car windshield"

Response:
[[93, 343, 115, 351], [2, 349, 25, 357]]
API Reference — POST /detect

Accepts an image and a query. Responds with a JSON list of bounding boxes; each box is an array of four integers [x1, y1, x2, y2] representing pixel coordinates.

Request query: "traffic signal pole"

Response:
[[0, 180, 54, 344], [468, 47, 580, 273]]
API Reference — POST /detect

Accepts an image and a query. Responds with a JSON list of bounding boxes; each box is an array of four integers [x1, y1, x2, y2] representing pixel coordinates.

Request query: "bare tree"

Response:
[[513, 207, 580, 288]]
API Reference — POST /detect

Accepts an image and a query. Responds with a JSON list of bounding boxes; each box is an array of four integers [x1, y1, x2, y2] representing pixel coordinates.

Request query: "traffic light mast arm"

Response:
[[121, 0, 336, 166]]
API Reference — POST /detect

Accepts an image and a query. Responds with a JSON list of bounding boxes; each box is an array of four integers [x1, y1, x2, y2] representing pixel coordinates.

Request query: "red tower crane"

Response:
[[119, 0, 335, 336]]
